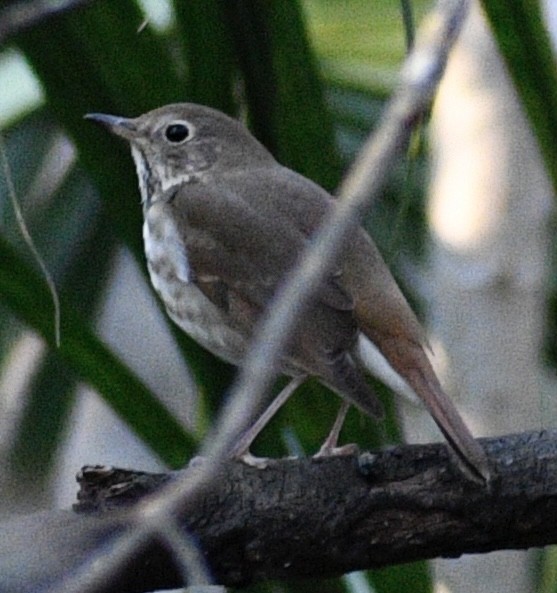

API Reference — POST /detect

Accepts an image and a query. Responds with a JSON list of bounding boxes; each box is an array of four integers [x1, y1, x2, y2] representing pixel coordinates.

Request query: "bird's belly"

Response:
[[158, 276, 247, 365], [143, 215, 247, 365]]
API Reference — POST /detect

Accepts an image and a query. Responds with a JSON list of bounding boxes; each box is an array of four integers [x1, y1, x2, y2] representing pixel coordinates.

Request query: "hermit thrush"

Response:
[[86, 104, 489, 481]]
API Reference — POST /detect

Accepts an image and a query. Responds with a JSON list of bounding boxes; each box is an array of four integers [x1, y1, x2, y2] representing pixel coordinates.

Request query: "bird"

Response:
[[85, 103, 489, 482]]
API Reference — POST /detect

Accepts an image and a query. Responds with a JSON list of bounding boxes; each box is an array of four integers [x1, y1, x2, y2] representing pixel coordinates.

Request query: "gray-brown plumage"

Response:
[[86, 104, 489, 481]]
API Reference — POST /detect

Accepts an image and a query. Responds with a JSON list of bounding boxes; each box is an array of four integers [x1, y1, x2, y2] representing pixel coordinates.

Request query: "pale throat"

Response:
[[130, 145, 192, 206]]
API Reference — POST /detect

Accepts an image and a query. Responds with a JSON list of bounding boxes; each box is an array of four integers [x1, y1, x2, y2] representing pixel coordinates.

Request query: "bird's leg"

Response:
[[314, 400, 358, 457], [230, 375, 306, 466]]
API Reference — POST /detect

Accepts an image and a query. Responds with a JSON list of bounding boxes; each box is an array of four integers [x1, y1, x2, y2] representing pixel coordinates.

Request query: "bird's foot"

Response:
[[186, 455, 206, 469], [313, 442, 360, 458], [186, 451, 273, 470], [236, 450, 272, 469]]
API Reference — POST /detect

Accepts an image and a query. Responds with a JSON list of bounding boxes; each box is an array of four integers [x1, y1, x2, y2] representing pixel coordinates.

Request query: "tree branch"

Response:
[[2, 430, 556, 592]]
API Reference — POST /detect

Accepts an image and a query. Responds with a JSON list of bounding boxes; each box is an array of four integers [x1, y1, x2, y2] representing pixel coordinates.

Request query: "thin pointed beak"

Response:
[[84, 112, 137, 141]]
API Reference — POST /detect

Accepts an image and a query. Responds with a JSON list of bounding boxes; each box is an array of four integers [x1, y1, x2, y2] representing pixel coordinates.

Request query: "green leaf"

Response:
[[222, 0, 342, 189], [479, 0, 557, 196], [174, 0, 236, 112], [371, 561, 432, 593]]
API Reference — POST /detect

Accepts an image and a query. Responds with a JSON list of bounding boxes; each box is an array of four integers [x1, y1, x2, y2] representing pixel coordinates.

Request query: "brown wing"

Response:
[[169, 181, 350, 311], [166, 181, 352, 339], [165, 181, 384, 418]]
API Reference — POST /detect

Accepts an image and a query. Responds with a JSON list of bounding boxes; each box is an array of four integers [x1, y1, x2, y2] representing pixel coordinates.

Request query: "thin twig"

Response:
[[0, 131, 61, 347], [400, 0, 416, 51]]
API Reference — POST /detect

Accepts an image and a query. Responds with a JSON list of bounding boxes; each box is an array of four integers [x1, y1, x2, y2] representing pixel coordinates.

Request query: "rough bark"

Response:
[[1, 430, 557, 592]]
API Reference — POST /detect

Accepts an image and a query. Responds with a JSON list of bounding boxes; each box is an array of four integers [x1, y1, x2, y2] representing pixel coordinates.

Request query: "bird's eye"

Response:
[[165, 122, 190, 143]]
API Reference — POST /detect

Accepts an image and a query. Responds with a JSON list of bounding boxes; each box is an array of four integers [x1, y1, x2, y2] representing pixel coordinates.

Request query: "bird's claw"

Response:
[[313, 442, 360, 458]]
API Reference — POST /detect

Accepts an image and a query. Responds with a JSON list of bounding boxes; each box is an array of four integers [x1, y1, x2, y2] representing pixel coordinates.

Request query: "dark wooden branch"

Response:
[[2, 430, 557, 593]]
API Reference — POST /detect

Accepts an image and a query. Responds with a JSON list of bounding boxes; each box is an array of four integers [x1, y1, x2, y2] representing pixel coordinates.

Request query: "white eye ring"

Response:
[[164, 120, 193, 144]]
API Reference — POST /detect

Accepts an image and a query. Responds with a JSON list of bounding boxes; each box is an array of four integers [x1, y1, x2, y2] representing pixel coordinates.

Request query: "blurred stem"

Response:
[[7, 203, 115, 493], [400, 0, 416, 51], [0, 131, 60, 346]]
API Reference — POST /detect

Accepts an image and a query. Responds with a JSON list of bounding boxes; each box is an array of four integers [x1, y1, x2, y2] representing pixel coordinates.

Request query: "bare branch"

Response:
[[1, 430, 556, 592]]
